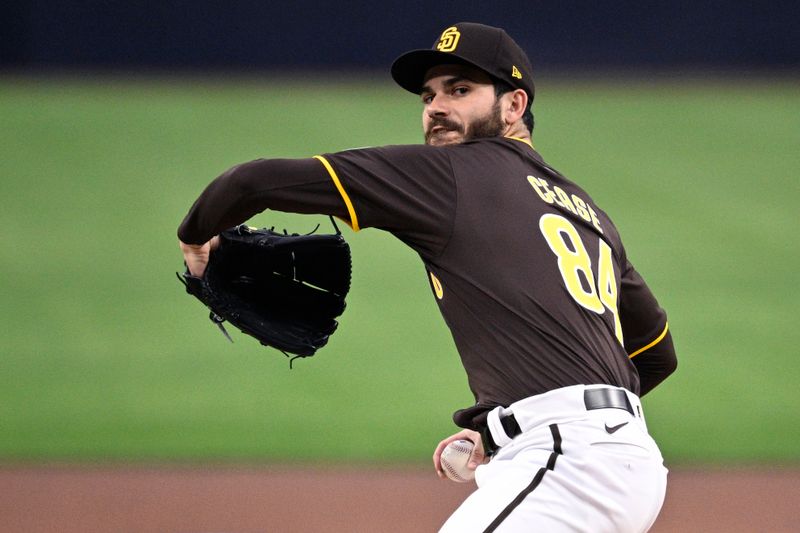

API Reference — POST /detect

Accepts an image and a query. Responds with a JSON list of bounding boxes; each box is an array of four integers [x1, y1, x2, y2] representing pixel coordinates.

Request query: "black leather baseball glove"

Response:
[[177, 220, 351, 363]]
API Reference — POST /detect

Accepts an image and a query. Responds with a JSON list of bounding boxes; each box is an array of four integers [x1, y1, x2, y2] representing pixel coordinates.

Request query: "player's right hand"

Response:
[[433, 429, 485, 480]]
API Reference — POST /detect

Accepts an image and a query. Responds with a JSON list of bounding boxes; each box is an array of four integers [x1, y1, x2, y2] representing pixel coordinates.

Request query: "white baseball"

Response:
[[440, 439, 476, 483]]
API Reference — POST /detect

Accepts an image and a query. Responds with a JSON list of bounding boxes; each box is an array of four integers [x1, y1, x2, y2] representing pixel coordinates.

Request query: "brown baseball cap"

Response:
[[391, 22, 534, 102]]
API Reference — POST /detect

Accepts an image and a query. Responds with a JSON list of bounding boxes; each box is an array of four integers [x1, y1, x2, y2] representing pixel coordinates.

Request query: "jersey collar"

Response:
[[505, 135, 534, 148]]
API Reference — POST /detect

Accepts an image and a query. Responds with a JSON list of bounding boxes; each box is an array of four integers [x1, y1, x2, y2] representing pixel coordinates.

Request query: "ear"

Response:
[[502, 89, 528, 125]]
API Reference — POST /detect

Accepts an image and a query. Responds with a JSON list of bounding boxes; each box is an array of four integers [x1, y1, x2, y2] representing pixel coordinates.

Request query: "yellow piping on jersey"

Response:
[[628, 322, 669, 359], [313, 155, 360, 232], [506, 136, 534, 148]]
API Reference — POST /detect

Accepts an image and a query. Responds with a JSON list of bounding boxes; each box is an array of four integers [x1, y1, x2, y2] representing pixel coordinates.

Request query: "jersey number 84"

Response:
[[539, 214, 623, 344]]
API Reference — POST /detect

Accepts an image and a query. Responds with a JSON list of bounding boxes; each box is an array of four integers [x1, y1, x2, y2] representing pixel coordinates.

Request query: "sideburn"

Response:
[[464, 99, 506, 142]]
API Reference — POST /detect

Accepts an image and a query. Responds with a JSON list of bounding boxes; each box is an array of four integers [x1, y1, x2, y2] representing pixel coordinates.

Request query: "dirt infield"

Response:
[[1, 465, 797, 532]]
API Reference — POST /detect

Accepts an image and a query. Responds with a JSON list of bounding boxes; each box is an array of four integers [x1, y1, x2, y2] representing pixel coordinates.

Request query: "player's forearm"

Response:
[[177, 158, 339, 244], [631, 330, 677, 396], [178, 160, 263, 244]]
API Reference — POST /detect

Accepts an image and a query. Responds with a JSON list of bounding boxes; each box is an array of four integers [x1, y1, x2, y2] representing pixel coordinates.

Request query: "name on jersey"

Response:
[[527, 176, 603, 234]]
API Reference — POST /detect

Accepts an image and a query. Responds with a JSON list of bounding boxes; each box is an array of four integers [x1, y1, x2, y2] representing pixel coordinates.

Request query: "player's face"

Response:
[[421, 65, 506, 146]]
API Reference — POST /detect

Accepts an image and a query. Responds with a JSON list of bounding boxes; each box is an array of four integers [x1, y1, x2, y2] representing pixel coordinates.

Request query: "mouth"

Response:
[[425, 118, 465, 145]]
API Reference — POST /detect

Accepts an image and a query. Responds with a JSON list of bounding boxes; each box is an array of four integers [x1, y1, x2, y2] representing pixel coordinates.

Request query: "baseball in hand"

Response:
[[440, 439, 476, 483]]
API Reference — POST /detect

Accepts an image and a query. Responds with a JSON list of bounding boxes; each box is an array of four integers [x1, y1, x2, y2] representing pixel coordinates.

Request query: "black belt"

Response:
[[480, 388, 635, 456]]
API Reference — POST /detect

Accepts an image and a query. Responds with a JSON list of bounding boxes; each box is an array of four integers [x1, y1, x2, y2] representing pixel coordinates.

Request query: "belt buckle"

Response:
[[584, 387, 634, 415]]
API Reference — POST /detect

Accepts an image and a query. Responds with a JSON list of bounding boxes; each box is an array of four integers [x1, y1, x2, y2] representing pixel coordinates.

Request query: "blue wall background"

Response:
[[2, 1, 799, 70]]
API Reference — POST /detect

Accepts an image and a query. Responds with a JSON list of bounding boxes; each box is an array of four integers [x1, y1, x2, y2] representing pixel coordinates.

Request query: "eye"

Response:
[[453, 86, 469, 96], [421, 94, 434, 105]]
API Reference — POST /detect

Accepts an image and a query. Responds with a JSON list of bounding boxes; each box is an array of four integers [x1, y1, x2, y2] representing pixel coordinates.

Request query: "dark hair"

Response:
[[494, 79, 534, 133]]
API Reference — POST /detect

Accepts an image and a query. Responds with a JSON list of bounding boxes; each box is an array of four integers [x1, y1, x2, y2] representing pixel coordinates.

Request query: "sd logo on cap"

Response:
[[391, 22, 535, 104], [436, 27, 461, 53]]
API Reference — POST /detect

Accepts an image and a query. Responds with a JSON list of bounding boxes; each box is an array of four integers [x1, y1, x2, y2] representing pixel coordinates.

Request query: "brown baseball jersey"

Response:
[[178, 137, 675, 428]]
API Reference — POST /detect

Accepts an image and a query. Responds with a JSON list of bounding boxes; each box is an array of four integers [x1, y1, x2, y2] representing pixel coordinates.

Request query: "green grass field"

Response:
[[1, 74, 798, 465]]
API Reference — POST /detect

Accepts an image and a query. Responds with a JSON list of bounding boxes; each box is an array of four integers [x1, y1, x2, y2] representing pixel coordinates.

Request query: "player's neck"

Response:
[[503, 122, 532, 146]]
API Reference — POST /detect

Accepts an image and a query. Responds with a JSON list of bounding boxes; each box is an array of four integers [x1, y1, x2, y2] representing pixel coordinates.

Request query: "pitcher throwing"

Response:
[[178, 22, 677, 532]]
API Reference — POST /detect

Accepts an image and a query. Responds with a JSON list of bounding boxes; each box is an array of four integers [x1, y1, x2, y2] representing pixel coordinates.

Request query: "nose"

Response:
[[426, 96, 449, 118]]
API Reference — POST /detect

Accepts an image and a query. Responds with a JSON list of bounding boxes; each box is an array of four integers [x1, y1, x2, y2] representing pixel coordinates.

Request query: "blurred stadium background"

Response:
[[1, 1, 799, 531]]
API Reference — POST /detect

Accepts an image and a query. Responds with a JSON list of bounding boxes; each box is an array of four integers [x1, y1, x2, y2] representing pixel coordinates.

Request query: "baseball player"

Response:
[[179, 22, 677, 532]]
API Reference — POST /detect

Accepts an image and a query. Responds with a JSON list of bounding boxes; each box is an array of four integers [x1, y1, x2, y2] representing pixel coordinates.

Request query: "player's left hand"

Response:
[[179, 236, 219, 278], [433, 429, 485, 480]]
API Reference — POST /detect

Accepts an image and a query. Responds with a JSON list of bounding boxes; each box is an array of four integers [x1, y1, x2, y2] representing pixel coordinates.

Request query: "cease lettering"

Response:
[[527, 175, 603, 234]]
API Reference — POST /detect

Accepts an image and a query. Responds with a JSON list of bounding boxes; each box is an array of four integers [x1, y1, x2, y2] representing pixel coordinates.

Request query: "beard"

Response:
[[424, 100, 505, 146]]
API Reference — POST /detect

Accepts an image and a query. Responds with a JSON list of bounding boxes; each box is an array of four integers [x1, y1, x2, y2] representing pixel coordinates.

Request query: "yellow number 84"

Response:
[[539, 214, 623, 344]]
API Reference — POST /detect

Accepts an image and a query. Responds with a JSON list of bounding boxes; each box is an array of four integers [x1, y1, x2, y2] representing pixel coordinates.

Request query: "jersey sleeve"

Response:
[[177, 157, 348, 244], [318, 144, 457, 258], [618, 259, 678, 395]]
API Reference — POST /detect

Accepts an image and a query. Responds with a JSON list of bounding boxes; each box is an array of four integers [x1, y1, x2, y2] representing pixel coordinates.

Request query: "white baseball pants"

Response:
[[439, 385, 668, 533]]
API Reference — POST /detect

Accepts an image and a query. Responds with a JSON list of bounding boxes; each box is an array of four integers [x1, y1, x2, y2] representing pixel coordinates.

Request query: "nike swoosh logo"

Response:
[[605, 422, 629, 434]]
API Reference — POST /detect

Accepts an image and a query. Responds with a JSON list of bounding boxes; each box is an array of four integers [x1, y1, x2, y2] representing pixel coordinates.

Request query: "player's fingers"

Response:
[[433, 435, 464, 477], [433, 429, 482, 478], [468, 441, 485, 469], [433, 434, 464, 462], [180, 240, 211, 278], [459, 430, 484, 469]]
